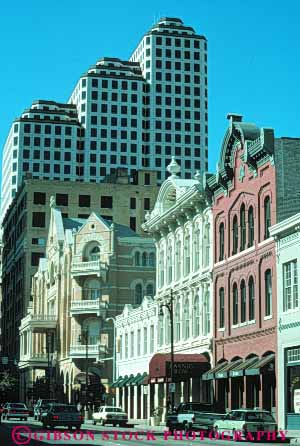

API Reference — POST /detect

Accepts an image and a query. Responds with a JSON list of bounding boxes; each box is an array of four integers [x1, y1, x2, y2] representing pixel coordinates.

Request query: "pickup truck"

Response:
[[166, 402, 224, 433]]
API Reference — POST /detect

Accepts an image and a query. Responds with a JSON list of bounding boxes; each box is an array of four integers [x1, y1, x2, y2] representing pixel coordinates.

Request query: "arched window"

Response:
[[203, 291, 210, 336], [165, 312, 171, 345], [167, 242, 173, 284], [142, 252, 147, 267], [248, 206, 254, 247], [183, 298, 190, 340], [159, 246, 165, 287], [149, 252, 155, 267], [240, 204, 246, 251], [184, 233, 191, 276], [194, 227, 201, 270], [175, 302, 181, 342], [241, 280, 246, 323], [193, 295, 200, 337], [233, 283, 238, 325], [89, 246, 100, 261], [219, 288, 225, 328], [249, 276, 255, 320], [134, 251, 140, 266], [232, 216, 238, 254], [175, 238, 182, 280], [82, 318, 101, 344], [203, 223, 210, 267], [135, 284, 143, 305], [159, 319, 164, 346], [265, 269, 272, 316], [264, 196, 271, 239], [146, 283, 154, 298], [84, 278, 101, 300], [219, 223, 225, 261]]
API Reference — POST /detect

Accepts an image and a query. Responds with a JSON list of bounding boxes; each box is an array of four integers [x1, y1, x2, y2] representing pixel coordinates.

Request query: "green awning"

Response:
[[125, 374, 136, 386], [111, 376, 123, 388], [136, 372, 148, 385], [245, 354, 275, 376], [230, 357, 259, 378], [215, 359, 243, 379], [202, 361, 228, 381], [115, 375, 130, 387]]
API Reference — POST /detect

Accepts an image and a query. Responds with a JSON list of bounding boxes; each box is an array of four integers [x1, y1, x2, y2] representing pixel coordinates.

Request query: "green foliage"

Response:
[[0, 371, 17, 392]]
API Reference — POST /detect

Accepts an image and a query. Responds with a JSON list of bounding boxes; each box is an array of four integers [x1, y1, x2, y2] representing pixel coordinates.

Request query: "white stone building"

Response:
[[270, 213, 300, 433], [113, 159, 213, 420]]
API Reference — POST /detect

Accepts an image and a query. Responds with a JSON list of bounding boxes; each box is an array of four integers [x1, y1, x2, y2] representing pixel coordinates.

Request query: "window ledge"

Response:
[[239, 321, 248, 327], [258, 237, 274, 247], [248, 319, 256, 325], [264, 314, 273, 320], [227, 246, 255, 261], [218, 327, 225, 332], [282, 308, 300, 315], [231, 324, 239, 329]]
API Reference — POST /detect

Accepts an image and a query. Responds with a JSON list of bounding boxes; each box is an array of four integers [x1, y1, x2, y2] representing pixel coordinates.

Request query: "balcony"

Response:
[[70, 293, 107, 317], [20, 313, 58, 333], [18, 353, 49, 369], [71, 259, 108, 280], [69, 344, 107, 361]]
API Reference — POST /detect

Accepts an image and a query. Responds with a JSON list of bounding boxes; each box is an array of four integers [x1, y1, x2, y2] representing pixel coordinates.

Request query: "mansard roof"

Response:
[[206, 113, 274, 196]]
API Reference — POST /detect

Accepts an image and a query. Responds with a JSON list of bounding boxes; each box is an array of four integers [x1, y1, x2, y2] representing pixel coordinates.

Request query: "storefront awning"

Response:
[[245, 354, 275, 376], [229, 356, 259, 378], [149, 353, 210, 380], [215, 359, 243, 379], [115, 375, 130, 387], [125, 374, 136, 386], [202, 361, 228, 381], [111, 376, 123, 388], [130, 372, 148, 386]]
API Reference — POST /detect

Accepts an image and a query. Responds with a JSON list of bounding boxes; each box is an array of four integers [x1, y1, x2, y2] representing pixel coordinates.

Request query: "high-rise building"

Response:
[[1, 17, 207, 219]]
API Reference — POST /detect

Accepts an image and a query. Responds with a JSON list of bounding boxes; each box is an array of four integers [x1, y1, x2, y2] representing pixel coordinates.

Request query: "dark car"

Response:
[[2, 403, 30, 420], [40, 403, 84, 429], [34, 399, 57, 420]]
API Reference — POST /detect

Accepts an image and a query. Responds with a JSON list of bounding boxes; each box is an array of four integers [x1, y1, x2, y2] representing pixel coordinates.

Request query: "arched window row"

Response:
[[134, 282, 155, 305], [218, 199, 271, 260], [158, 292, 211, 346], [134, 251, 156, 267]]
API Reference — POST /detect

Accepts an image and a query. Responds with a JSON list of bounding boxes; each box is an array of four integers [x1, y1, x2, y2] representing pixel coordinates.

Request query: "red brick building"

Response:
[[204, 114, 277, 413]]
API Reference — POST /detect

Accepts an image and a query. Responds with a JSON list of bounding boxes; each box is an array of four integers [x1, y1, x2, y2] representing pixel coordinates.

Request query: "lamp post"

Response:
[[105, 317, 116, 405], [78, 329, 89, 414], [159, 289, 175, 411], [46, 332, 52, 399]]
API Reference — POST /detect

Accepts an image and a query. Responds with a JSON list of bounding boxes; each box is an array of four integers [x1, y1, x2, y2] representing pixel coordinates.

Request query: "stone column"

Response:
[[154, 383, 159, 410], [133, 386, 138, 419], [116, 387, 120, 407], [180, 381, 184, 402], [189, 378, 193, 402], [147, 384, 151, 422], [162, 382, 168, 422], [140, 386, 144, 420], [127, 387, 132, 421]]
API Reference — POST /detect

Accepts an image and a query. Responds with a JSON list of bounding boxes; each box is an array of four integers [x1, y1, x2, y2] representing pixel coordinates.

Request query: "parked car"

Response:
[[166, 402, 224, 433], [2, 403, 30, 420], [34, 399, 57, 420], [213, 409, 277, 439], [40, 403, 84, 429], [92, 406, 128, 426]]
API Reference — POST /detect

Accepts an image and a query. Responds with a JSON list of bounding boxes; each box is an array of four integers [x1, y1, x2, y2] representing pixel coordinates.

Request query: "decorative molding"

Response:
[[216, 326, 275, 346]]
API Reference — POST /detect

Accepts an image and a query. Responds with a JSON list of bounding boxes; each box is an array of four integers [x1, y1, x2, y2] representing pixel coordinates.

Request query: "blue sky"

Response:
[[1, 0, 299, 173]]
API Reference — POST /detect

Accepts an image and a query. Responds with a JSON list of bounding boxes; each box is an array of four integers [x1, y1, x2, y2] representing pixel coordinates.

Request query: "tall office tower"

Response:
[[1, 17, 207, 219]]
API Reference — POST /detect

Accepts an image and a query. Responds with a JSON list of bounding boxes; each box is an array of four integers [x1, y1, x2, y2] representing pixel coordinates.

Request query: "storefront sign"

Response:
[[294, 389, 300, 413], [166, 362, 207, 377]]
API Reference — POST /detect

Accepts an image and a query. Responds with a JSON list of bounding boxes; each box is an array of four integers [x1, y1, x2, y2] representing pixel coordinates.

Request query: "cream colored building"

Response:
[[142, 159, 213, 411], [18, 198, 155, 404]]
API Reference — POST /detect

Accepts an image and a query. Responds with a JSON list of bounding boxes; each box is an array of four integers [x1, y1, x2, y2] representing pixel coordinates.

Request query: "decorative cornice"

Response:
[[216, 326, 275, 346]]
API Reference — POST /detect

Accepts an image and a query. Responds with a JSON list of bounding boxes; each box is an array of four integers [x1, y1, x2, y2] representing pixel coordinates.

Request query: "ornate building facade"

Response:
[[205, 114, 277, 414], [142, 159, 213, 415], [18, 198, 155, 404]]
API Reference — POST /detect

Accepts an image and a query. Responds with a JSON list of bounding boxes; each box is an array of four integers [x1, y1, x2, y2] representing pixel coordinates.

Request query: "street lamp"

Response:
[[158, 289, 175, 412], [78, 328, 89, 413], [105, 317, 116, 404]]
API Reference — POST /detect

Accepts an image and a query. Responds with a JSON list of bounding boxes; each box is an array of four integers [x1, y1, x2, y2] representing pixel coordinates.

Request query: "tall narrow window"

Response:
[[165, 312, 171, 345], [184, 233, 191, 275], [232, 216, 238, 254], [149, 252, 155, 267], [264, 196, 271, 239], [175, 303, 181, 342], [130, 331, 134, 357], [203, 223, 210, 267], [219, 288, 225, 328], [241, 280, 246, 322], [159, 319, 164, 346], [176, 239, 182, 279], [194, 227, 201, 270], [137, 329, 141, 356], [146, 283, 154, 298], [183, 298, 190, 340], [167, 242, 173, 284], [219, 223, 225, 261], [203, 291, 210, 336], [143, 327, 148, 355], [240, 204, 246, 251], [193, 295, 200, 337], [134, 252, 140, 266], [249, 276, 255, 320], [248, 206, 254, 247], [119, 335, 123, 360], [265, 269, 272, 316], [142, 252, 147, 266], [283, 260, 298, 311], [159, 247, 165, 287], [233, 283, 238, 325], [150, 325, 154, 353], [135, 284, 143, 305], [125, 333, 128, 359]]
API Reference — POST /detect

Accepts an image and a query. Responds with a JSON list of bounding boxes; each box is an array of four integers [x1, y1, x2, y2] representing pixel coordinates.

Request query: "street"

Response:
[[0, 419, 287, 446]]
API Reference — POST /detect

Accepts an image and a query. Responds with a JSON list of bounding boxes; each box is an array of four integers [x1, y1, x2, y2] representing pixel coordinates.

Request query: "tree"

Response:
[[0, 371, 17, 392]]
